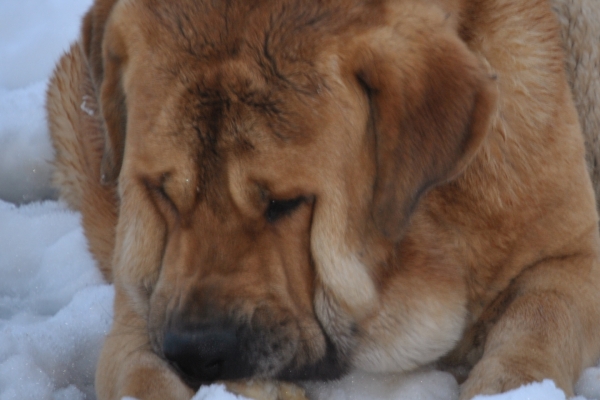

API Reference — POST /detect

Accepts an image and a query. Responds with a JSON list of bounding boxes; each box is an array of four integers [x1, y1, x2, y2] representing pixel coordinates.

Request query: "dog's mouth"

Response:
[[155, 313, 349, 389]]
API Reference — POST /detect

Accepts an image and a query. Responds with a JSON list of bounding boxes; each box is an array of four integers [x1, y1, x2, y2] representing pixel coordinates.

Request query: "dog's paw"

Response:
[[459, 356, 540, 400], [460, 358, 531, 400], [224, 380, 309, 400]]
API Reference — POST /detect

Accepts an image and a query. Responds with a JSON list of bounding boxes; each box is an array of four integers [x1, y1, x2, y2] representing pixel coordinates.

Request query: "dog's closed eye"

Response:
[[265, 197, 305, 223], [144, 175, 179, 216]]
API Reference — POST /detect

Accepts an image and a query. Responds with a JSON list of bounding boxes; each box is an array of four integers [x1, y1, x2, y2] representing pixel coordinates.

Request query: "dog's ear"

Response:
[[350, 21, 497, 241], [81, 0, 126, 184]]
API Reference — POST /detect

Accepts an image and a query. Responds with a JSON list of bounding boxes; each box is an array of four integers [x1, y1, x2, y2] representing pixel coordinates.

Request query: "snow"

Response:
[[192, 385, 251, 400], [0, 200, 112, 400], [0, 0, 599, 399], [0, 82, 56, 203]]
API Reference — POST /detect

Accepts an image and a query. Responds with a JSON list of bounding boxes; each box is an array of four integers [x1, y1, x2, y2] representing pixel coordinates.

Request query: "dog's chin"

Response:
[[171, 355, 348, 393], [274, 334, 349, 382]]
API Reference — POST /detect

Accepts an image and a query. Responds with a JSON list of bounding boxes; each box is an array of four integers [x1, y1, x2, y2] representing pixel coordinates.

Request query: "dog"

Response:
[[46, 0, 600, 399]]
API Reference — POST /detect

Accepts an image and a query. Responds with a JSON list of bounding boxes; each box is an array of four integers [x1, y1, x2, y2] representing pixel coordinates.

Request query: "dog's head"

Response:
[[86, 0, 495, 386]]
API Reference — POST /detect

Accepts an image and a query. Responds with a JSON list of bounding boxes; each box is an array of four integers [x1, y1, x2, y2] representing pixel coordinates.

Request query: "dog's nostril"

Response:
[[163, 327, 238, 382]]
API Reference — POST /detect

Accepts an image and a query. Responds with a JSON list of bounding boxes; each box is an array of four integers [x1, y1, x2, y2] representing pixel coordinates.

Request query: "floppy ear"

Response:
[[81, 0, 127, 184], [352, 25, 497, 241]]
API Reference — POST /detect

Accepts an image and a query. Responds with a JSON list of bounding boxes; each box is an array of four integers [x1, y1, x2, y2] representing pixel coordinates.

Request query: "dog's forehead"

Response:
[[120, 0, 384, 81], [121, 1, 365, 147], [117, 0, 386, 204]]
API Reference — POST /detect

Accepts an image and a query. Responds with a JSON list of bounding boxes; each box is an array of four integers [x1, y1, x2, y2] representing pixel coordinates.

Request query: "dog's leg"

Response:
[[46, 42, 117, 280], [96, 287, 195, 400], [460, 251, 600, 399]]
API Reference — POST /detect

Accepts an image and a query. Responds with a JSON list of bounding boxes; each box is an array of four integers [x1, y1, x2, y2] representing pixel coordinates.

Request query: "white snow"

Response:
[[0, 82, 57, 203], [0, 0, 599, 399], [0, 200, 112, 400], [192, 385, 251, 400]]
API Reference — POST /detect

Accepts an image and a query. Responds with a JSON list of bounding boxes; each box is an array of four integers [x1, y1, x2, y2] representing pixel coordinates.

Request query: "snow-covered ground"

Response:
[[0, 1, 599, 399]]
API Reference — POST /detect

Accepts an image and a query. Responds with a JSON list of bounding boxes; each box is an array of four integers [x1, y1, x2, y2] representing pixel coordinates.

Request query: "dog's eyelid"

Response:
[[156, 185, 171, 201], [143, 177, 179, 215], [265, 196, 305, 223]]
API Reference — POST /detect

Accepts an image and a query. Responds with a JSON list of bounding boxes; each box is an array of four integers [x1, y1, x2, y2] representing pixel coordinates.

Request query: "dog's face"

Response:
[[91, 0, 495, 387]]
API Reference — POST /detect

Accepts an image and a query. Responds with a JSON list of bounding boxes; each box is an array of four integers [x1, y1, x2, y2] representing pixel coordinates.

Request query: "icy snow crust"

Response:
[[0, 0, 599, 399]]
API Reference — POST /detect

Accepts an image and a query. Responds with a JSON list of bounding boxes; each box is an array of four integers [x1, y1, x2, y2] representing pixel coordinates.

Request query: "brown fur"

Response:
[[46, 0, 600, 399], [551, 0, 600, 210]]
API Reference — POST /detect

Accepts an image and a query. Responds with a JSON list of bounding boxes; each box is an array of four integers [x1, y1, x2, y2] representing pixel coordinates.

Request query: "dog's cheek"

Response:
[[113, 185, 167, 317], [313, 285, 358, 357], [240, 307, 300, 376], [310, 188, 378, 316], [309, 190, 378, 363]]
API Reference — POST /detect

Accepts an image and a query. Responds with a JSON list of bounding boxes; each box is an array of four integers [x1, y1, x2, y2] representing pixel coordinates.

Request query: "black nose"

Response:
[[163, 326, 244, 382]]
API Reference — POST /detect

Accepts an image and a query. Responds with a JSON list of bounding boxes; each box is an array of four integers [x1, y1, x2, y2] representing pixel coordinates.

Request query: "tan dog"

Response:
[[46, 0, 600, 399]]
